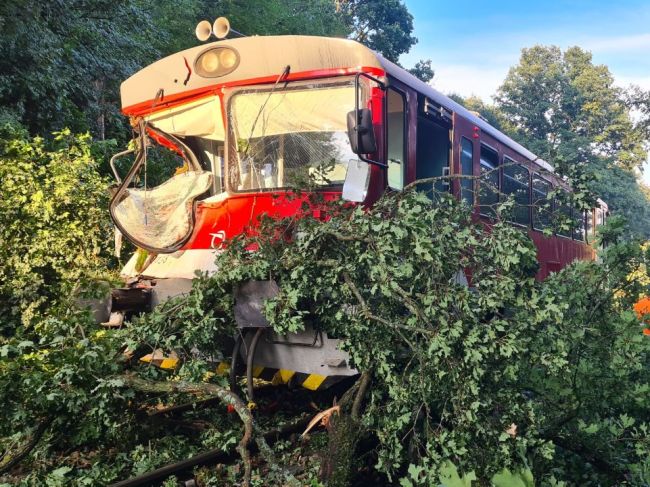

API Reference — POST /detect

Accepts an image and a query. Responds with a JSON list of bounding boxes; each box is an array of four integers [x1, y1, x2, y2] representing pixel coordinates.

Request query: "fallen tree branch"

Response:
[[118, 374, 299, 487], [352, 372, 371, 420], [109, 415, 312, 487], [0, 417, 52, 474]]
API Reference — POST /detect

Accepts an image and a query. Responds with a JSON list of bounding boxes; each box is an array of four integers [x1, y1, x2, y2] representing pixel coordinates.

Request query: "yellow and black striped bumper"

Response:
[[139, 355, 349, 391]]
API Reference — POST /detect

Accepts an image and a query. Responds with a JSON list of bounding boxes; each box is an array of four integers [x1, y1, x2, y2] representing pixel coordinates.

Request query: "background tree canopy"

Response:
[[0, 0, 433, 143], [453, 45, 650, 239]]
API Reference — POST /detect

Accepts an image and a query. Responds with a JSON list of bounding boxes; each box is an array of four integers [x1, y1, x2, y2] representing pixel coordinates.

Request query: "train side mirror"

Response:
[[342, 159, 370, 202], [347, 108, 377, 155]]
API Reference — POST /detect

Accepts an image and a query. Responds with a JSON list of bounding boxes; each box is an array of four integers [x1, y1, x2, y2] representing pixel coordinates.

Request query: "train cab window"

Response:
[[460, 137, 474, 204], [503, 159, 530, 225], [387, 88, 406, 190], [479, 145, 499, 216], [532, 175, 552, 230]]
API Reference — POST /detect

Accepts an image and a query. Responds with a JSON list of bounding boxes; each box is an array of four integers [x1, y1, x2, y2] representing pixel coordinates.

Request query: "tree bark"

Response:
[[320, 372, 371, 486]]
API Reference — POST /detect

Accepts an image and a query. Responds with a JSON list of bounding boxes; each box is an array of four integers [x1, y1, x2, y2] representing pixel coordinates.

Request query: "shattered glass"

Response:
[[110, 97, 225, 251], [112, 168, 212, 251]]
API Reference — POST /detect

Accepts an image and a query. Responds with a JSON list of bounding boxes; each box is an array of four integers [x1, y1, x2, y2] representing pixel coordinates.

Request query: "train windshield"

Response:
[[227, 79, 357, 191]]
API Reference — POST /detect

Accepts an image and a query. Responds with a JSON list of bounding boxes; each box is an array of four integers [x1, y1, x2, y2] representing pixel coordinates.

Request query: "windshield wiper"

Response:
[[240, 65, 291, 163]]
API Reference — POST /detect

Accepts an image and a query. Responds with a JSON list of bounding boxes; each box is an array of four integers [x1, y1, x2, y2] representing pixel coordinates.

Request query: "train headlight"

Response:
[[219, 49, 238, 69], [195, 47, 239, 77], [200, 50, 220, 72]]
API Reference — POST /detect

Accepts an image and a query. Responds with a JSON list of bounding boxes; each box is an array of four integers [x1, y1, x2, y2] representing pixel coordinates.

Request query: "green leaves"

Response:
[[2, 123, 649, 484], [201, 187, 650, 484], [437, 461, 477, 487], [0, 127, 113, 331], [491, 468, 534, 487]]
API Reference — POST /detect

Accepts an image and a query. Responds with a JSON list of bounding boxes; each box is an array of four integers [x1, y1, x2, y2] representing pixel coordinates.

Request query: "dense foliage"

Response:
[[0, 0, 158, 138], [0, 125, 113, 332], [1, 122, 650, 484], [196, 190, 650, 485]]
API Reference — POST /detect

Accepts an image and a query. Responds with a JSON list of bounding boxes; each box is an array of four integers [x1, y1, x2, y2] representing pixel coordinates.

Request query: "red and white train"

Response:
[[109, 19, 608, 391]]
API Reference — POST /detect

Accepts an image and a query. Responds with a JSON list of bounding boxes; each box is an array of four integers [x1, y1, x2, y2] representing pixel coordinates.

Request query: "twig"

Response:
[[390, 282, 433, 328], [341, 272, 435, 336]]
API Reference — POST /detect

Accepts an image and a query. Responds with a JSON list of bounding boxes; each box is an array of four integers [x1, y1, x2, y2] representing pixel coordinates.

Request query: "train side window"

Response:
[[532, 175, 552, 230], [572, 207, 585, 241], [503, 159, 530, 225], [556, 191, 572, 238], [460, 137, 474, 204], [479, 144, 499, 216], [387, 88, 406, 190]]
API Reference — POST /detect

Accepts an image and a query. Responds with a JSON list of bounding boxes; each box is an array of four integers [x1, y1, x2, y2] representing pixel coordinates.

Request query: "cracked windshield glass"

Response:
[[228, 80, 358, 191]]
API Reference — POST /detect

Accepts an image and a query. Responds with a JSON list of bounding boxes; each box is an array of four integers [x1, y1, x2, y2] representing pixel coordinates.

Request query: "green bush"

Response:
[[0, 125, 113, 331]]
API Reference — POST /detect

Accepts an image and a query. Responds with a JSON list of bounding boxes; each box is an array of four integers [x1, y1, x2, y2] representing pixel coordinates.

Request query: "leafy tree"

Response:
[[222, 0, 349, 37], [495, 45, 650, 238], [628, 84, 650, 146], [1, 149, 650, 484], [0, 125, 114, 332], [0, 0, 160, 140], [111, 189, 650, 485], [339, 0, 416, 62], [408, 59, 434, 83], [448, 94, 505, 132], [496, 46, 646, 168]]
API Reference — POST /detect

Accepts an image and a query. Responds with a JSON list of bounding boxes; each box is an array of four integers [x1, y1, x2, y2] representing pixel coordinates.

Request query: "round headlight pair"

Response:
[[195, 47, 239, 78]]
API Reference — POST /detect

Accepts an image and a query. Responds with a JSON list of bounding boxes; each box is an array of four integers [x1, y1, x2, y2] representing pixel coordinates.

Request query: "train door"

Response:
[[414, 95, 453, 197]]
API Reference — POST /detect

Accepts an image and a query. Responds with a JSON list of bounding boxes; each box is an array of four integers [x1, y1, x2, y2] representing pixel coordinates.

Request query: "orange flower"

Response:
[[644, 328, 650, 336], [634, 297, 650, 318]]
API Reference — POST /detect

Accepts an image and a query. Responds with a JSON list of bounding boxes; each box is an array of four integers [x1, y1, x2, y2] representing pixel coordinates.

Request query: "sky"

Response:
[[398, 0, 650, 182]]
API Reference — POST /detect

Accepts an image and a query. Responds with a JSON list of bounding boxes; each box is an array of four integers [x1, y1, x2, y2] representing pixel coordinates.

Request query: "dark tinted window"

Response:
[[572, 207, 585, 241], [503, 160, 530, 225]]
